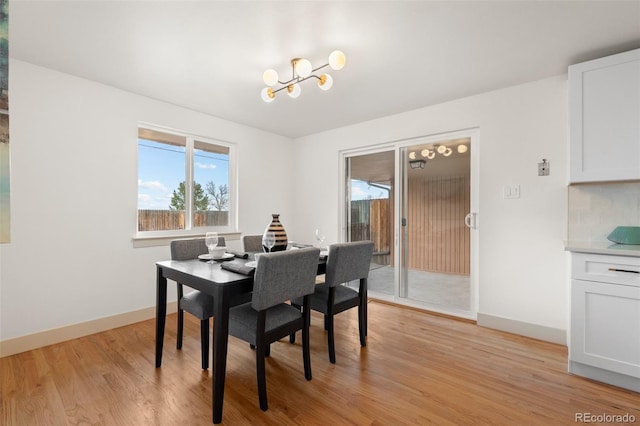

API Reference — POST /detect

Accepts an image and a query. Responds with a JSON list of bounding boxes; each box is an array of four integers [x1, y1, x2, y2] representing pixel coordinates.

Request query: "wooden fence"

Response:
[[407, 175, 470, 275], [351, 174, 469, 275], [137, 210, 228, 232], [351, 199, 392, 265]]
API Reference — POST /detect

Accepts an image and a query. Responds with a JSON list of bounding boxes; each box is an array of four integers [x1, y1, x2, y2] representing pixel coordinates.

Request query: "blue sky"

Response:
[[351, 180, 390, 200], [138, 139, 229, 210]]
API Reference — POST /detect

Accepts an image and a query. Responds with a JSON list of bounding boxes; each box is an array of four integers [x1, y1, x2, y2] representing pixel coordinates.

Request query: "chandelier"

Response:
[[261, 50, 346, 102]]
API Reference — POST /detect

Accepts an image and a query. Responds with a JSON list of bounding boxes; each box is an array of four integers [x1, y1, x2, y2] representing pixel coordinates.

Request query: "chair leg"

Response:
[[364, 305, 368, 337], [200, 319, 209, 370], [256, 342, 268, 411], [249, 343, 270, 357], [302, 315, 312, 380], [176, 309, 184, 350], [358, 303, 366, 347], [324, 314, 329, 331], [358, 278, 369, 338], [327, 315, 336, 364], [289, 303, 301, 343]]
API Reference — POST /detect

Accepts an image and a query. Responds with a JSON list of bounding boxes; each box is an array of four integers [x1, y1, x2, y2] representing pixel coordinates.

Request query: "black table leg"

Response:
[[155, 266, 167, 368], [212, 289, 230, 424]]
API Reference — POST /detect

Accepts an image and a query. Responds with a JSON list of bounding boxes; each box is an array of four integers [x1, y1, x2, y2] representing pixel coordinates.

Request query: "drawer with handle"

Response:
[[571, 253, 640, 287]]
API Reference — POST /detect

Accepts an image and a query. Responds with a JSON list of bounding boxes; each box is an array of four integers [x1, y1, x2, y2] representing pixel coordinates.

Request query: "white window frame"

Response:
[[134, 123, 238, 243]]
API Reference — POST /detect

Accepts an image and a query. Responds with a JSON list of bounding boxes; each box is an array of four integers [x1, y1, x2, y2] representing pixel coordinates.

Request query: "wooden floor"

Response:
[[1, 301, 638, 425]]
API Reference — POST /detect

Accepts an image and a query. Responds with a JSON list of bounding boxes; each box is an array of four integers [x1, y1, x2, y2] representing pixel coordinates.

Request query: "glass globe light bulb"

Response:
[[437, 145, 447, 154], [443, 147, 453, 157], [457, 144, 468, 153], [262, 69, 278, 87], [287, 84, 301, 98], [329, 50, 346, 70], [261, 87, 275, 103], [318, 74, 333, 91], [295, 59, 312, 78], [409, 151, 416, 160]]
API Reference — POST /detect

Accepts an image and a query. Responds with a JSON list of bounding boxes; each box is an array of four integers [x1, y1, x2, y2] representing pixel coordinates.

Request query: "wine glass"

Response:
[[205, 232, 219, 263], [315, 228, 325, 249], [263, 231, 276, 253]]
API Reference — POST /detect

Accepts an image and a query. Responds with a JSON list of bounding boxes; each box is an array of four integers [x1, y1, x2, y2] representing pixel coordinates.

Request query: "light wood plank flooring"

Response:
[[2, 301, 638, 425]]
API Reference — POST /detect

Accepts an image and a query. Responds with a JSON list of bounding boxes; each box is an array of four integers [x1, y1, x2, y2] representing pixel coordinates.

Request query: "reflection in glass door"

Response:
[[400, 138, 471, 314]]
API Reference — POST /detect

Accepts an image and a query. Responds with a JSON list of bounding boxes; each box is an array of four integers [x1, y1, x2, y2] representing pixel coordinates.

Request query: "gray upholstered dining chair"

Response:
[[291, 240, 374, 364], [242, 234, 264, 253], [170, 236, 225, 370], [228, 247, 320, 411]]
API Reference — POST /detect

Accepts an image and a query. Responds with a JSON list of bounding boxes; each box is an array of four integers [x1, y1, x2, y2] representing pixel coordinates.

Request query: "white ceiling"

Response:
[[9, 1, 640, 139]]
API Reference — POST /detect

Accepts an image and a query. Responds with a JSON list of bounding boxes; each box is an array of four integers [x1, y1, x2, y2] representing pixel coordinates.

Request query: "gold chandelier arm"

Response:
[[271, 85, 290, 95], [274, 74, 322, 91], [312, 63, 329, 73]]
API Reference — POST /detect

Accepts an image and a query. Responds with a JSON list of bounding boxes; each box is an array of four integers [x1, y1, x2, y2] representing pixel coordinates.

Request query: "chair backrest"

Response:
[[170, 237, 226, 260], [242, 235, 263, 252], [251, 247, 320, 311], [325, 241, 374, 287]]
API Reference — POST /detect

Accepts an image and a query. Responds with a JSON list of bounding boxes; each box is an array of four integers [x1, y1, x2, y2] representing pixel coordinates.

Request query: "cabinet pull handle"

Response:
[[608, 267, 639, 274]]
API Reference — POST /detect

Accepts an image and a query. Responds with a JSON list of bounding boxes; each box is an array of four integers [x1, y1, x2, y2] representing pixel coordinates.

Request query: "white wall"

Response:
[[291, 75, 569, 340], [0, 60, 294, 342]]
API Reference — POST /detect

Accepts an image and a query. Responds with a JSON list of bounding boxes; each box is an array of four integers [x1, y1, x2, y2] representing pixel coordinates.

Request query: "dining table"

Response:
[[155, 253, 326, 424]]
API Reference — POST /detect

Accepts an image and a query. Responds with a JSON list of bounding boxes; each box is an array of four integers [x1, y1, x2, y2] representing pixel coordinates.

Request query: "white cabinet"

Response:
[[569, 253, 640, 392], [569, 49, 640, 183]]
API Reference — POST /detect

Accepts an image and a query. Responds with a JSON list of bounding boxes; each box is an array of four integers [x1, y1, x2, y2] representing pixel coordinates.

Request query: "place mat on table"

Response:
[[221, 260, 255, 276]]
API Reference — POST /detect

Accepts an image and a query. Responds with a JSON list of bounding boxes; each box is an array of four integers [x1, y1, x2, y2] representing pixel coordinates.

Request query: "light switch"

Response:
[[503, 184, 520, 199]]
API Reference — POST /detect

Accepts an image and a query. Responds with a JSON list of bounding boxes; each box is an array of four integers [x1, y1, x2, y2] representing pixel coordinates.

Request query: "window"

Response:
[[137, 125, 235, 235]]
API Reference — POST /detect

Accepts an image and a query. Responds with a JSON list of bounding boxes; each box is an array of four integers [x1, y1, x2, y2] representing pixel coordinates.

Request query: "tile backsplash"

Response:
[[568, 181, 640, 242]]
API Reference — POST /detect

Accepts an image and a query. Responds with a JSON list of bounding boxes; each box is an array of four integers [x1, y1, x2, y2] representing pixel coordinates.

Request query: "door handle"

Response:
[[465, 212, 477, 229]]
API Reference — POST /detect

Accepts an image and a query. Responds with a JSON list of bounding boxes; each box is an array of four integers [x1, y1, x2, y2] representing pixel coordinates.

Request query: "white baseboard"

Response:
[[477, 312, 567, 345], [0, 302, 178, 358]]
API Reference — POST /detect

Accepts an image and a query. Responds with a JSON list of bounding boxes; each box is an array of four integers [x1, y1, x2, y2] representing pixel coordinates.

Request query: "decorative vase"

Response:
[[264, 213, 288, 252]]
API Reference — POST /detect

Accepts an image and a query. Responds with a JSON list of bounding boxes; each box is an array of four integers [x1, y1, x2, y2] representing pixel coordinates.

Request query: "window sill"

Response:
[[132, 231, 242, 248]]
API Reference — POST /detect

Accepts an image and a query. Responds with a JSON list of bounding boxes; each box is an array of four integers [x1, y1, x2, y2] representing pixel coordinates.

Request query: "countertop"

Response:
[[564, 241, 640, 257]]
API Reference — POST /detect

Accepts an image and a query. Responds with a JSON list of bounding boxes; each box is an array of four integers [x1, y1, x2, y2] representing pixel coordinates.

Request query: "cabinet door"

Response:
[[569, 49, 640, 183], [570, 279, 640, 378]]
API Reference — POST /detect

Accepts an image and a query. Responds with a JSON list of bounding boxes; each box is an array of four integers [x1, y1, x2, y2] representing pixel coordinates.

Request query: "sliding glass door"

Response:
[[342, 131, 478, 319]]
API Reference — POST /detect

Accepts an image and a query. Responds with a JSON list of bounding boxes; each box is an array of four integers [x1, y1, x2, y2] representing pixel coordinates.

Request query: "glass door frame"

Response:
[[339, 128, 479, 319]]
